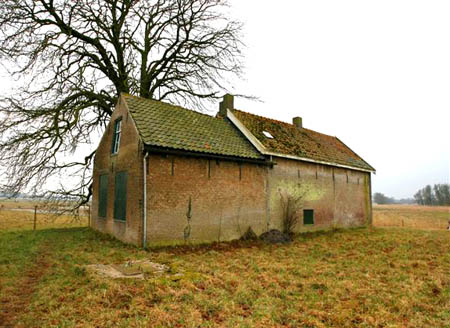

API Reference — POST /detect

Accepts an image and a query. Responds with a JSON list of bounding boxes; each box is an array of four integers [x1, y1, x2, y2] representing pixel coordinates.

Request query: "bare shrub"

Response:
[[184, 197, 193, 243], [279, 187, 308, 236]]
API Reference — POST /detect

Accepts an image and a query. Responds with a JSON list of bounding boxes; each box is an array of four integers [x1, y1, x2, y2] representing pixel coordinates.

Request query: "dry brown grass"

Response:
[[0, 199, 90, 231], [0, 205, 449, 327], [0, 199, 38, 210], [1, 227, 449, 327], [373, 204, 449, 230], [0, 210, 88, 231]]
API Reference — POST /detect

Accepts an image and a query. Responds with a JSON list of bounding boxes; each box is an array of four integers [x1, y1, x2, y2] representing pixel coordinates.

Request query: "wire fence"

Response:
[[0, 202, 91, 231]]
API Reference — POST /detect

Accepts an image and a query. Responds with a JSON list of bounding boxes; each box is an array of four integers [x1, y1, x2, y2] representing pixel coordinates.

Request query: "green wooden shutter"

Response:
[[114, 171, 128, 221], [98, 174, 108, 217], [303, 209, 314, 225]]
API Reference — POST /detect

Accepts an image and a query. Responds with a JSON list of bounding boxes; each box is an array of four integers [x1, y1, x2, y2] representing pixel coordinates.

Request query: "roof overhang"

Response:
[[226, 109, 376, 174], [143, 144, 274, 166]]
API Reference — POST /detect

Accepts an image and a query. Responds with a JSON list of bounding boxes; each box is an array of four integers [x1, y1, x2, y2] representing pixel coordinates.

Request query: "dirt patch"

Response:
[[0, 245, 51, 327], [86, 260, 169, 279]]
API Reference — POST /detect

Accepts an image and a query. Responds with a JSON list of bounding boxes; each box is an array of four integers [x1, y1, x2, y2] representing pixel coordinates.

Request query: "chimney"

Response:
[[218, 94, 234, 117], [293, 116, 303, 128]]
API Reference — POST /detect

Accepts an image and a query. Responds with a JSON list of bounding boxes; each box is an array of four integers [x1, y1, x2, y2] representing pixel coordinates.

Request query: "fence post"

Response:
[[33, 205, 37, 231]]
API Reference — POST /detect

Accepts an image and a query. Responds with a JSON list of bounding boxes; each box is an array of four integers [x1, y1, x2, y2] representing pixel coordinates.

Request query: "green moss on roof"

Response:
[[122, 94, 263, 160], [233, 109, 375, 171]]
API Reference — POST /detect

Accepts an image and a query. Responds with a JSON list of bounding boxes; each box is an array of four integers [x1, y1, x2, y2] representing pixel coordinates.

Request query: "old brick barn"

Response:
[[91, 94, 375, 246]]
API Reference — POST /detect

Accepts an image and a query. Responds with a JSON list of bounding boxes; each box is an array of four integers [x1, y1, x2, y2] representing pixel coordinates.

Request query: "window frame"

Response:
[[111, 118, 122, 154]]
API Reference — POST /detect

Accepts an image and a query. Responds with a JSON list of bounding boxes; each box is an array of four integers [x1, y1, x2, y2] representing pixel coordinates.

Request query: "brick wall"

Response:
[[91, 97, 144, 246], [145, 155, 267, 243], [267, 157, 371, 232]]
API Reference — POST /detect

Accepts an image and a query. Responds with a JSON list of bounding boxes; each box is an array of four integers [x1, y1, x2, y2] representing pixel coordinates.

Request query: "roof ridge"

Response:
[[234, 108, 291, 126], [233, 108, 336, 139], [334, 136, 375, 171], [301, 127, 336, 139], [122, 93, 219, 121]]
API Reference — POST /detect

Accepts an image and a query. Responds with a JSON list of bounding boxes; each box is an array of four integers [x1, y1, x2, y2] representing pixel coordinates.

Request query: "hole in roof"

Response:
[[262, 131, 274, 139]]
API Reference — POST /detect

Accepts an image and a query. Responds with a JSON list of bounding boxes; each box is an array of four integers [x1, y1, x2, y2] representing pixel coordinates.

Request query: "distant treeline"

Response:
[[374, 184, 450, 206], [0, 192, 30, 199], [414, 184, 450, 206], [373, 193, 414, 205]]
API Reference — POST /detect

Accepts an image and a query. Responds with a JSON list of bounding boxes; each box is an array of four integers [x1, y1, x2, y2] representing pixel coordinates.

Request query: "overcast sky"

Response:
[[1, 1, 448, 199], [227, 0, 450, 199]]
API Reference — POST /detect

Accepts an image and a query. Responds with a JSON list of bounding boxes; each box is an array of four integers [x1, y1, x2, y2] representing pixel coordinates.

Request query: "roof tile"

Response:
[[232, 109, 375, 171], [122, 95, 263, 160]]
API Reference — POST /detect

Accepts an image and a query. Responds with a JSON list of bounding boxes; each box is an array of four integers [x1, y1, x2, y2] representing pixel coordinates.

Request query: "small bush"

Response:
[[279, 188, 308, 235]]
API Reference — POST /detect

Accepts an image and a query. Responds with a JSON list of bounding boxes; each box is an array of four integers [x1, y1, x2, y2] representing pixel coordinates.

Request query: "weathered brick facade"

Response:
[[91, 95, 374, 246], [92, 96, 144, 245], [145, 155, 267, 243], [267, 158, 371, 232]]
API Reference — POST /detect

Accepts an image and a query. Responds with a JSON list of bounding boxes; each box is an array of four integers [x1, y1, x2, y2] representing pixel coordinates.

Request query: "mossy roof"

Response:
[[233, 109, 375, 171], [122, 94, 263, 160]]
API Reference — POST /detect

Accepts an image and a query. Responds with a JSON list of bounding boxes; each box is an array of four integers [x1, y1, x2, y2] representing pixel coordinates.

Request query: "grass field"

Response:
[[0, 199, 89, 231], [373, 204, 449, 230], [0, 209, 88, 231], [0, 206, 449, 327], [0, 199, 87, 210], [0, 199, 39, 210]]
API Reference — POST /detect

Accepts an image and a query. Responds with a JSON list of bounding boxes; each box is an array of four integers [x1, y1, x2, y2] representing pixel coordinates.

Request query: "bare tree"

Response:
[[434, 184, 450, 206], [414, 190, 424, 205], [415, 184, 450, 206], [0, 0, 244, 205]]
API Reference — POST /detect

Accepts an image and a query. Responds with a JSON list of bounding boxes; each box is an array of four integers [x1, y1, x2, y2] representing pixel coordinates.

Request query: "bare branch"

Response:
[[0, 0, 246, 206]]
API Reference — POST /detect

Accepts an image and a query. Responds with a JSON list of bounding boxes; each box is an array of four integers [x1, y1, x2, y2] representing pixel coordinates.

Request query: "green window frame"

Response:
[[303, 209, 314, 225], [114, 171, 128, 221], [111, 118, 122, 154], [98, 174, 108, 218]]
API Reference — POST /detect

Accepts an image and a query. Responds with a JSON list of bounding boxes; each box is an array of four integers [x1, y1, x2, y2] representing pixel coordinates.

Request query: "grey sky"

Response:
[[1, 1, 448, 199], [227, 0, 450, 199]]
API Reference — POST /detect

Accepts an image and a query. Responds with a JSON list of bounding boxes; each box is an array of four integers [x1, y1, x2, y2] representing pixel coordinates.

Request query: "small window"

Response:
[[303, 209, 314, 225], [262, 131, 273, 139], [111, 119, 122, 154], [114, 171, 128, 221], [98, 174, 108, 217]]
